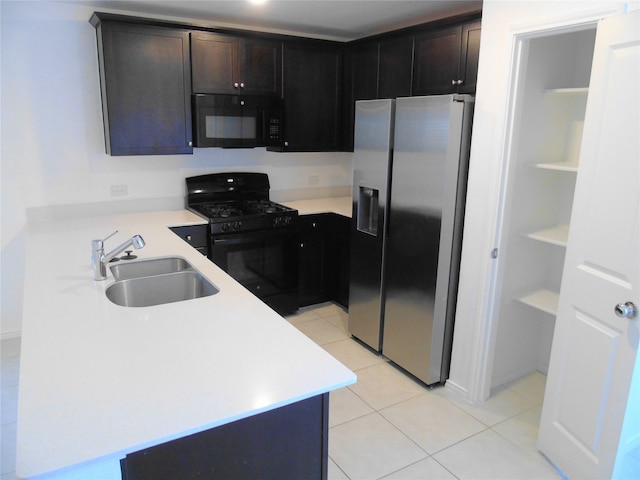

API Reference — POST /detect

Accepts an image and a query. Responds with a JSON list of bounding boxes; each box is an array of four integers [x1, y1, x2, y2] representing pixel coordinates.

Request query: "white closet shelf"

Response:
[[544, 87, 589, 95], [533, 162, 579, 172], [526, 225, 570, 247], [516, 289, 559, 316]]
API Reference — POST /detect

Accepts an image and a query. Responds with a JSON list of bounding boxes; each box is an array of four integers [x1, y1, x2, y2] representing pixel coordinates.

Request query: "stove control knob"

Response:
[[222, 223, 229, 232], [234, 221, 242, 231]]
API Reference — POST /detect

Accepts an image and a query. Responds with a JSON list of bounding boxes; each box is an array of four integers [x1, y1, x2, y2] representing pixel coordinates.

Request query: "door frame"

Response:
[[466, 5, 624, 404]]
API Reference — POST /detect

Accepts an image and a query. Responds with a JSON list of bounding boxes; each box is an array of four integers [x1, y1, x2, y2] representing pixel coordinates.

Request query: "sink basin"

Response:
[[106, 271, 219, 307], [110, 256, 193, 281]]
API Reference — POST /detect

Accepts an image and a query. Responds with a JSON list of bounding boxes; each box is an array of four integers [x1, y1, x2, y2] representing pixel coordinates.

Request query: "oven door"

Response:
[[210, 228, 299, 314]]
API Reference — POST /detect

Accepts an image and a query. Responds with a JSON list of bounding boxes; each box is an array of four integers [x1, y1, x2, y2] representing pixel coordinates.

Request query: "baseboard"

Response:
[[444, 378, 471, 401]]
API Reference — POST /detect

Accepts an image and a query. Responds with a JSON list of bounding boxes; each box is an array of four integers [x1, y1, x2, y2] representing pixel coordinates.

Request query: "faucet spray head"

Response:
[[132, 235, 145, 249]]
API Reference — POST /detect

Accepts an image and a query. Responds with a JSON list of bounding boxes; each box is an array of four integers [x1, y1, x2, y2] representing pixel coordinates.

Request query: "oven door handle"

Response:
[[211, 228, 297, 246]]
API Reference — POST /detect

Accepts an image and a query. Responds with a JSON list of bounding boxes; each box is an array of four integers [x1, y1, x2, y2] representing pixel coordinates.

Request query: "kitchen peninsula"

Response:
[[16, 207, 355, 479]]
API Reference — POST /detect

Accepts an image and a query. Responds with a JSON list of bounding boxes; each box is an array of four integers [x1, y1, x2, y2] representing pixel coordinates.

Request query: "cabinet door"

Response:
[[122, 394, 329, 480], [192, 33, 281, 96], [281, 41, 342, 151], [299, 215, 329, 307], [344, 42, 379, 152], [191, 32, 239, 94], [378, 35, 414, 99], [328, 214, 351, 308], [350, 43, 379, 102], [96, 21, 193, 155], [169, 225, 208, 256], [239, 37, 282, 96], [458, 21, 481, 94], [413, 25, 462, 95]]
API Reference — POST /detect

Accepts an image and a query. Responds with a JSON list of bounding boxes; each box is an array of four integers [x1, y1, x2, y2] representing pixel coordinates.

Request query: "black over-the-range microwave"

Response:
[[192, 94, 283, 148]]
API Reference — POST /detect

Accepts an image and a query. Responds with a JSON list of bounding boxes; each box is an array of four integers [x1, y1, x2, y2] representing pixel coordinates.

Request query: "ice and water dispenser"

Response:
[[357, 186, 379, 236]]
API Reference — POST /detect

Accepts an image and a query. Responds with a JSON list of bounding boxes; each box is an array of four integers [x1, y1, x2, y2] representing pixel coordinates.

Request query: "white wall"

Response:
[[0, 1, 351, 338], [448, 0, 637, 400]]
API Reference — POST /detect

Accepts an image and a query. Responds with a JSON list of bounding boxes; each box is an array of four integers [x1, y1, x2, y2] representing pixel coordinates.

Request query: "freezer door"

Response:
[[348, 99, 394, 351], [383, 95, 472, 384]]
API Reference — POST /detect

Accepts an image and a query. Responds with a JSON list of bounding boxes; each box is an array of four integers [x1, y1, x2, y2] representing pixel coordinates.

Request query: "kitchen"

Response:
[[2, 1, 639, 479]]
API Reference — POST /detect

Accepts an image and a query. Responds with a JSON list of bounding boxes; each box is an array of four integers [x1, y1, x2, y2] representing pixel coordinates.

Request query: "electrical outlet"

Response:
[[308, 175, 320, 186], [110, 185, 128, 197]]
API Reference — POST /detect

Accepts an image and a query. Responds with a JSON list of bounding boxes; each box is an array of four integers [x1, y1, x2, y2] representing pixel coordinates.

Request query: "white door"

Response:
[[538, 9, 640, 480]]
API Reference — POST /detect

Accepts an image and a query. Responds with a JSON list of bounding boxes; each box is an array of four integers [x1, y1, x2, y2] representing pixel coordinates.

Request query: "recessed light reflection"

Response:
[[248, 0, 268, 5], [253, 392, 273, 409]]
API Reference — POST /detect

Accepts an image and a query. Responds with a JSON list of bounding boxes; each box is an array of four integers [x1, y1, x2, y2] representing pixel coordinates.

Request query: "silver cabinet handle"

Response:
[[452, 79, 463, 85], [234, 82, 239, 88], [615, 302, 638, 319], [240, 82, 245, 88], [188, 141, 193, 147]]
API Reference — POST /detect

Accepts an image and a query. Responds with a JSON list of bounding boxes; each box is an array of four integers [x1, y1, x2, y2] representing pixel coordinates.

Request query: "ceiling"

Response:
[[77, 0, 482, 41]]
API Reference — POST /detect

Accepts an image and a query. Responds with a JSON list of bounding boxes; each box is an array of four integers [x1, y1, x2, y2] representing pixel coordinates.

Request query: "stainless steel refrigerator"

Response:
[[348, 95, 473, 385]]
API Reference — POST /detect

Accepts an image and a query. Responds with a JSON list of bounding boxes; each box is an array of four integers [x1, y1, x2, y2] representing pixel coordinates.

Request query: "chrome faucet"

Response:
[[92, 231, 145, 280]]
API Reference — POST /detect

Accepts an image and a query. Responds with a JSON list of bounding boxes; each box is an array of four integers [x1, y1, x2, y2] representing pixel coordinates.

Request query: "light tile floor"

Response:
[[1, 303, 561, 479], [287, 302, 561, 480]]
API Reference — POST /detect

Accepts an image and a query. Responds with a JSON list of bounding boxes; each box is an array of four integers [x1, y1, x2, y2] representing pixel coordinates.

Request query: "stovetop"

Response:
[[190, 200, 297, 234], [186, 173, 297, 235], [198, 199, 294, 219]]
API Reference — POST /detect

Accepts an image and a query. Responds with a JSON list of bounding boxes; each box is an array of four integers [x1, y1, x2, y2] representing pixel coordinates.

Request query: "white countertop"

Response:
[[282, 196, 352, 218], [16, 208, 355, 479]]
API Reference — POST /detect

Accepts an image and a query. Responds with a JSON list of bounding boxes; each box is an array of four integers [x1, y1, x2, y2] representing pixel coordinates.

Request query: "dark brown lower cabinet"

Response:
[[329, 214, 351, 308], [121, 394, 329, 480], [298, 214, 350, 309]]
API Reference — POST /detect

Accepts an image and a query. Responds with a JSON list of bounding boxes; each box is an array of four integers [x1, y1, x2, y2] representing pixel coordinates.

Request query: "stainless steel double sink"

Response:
[[106, 257, 218, 307]]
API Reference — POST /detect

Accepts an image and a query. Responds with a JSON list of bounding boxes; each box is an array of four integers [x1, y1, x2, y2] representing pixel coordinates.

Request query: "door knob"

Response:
[[614, 301, 638, 319]]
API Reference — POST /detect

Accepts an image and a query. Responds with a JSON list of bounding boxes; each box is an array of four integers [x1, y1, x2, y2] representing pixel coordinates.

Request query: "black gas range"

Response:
[[186, 172, 299, 315]]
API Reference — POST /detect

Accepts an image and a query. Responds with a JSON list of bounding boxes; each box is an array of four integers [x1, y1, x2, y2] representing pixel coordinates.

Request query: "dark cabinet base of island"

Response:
[[120, 393, 329, 480]]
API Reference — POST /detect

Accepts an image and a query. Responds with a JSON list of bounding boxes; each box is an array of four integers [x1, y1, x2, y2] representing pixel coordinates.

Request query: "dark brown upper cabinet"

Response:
[[191, 32, 282, 96], [378, 35, 414, 99], [91, 15, 193, 156], [342, 42, 378, 152], [278, 40, 342, 152], [458, 21, 481, 94], [343, 35, 414, 152], [349, 43, 379, 103], [413, 20, 481, 95]]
